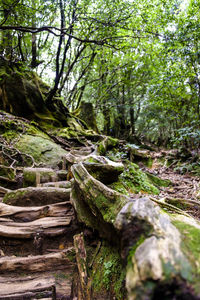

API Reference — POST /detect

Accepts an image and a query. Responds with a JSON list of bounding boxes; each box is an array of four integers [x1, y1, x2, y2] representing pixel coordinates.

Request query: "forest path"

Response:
[[141, 157, 200, 219], [0, 166, 78, 299]]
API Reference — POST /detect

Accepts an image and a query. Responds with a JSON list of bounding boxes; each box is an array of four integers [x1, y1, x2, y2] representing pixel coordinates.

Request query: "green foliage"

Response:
[[172, 122, 200, 150], [1, 0, 200, 145]]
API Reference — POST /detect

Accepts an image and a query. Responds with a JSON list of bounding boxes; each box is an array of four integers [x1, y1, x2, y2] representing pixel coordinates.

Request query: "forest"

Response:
[[1, 0, 200, 299]]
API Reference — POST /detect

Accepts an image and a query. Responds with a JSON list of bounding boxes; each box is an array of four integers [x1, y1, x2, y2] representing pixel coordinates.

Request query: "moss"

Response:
[[16, 134, 67, 167], [90, 241, 126, 299], [65, 249, 76, 263], [98, 137, 119, 156], [173, 220, 200, 290], [3, 189, 26, 203], [0, 165, 15, 180], [107, 137, 119, 148], [108, 181, 129, 195], [119, 161, 159, 195], [173, 221, 200, 263], [98, 142, 106, 156], [127, 235, 146, 266], [146, 172, 171, 187]]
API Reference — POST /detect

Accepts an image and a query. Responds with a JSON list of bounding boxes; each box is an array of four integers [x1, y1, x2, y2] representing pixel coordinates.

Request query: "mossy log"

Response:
[[23, 167, 58, 187], [71, 160, 200, 299], [71, 162, 129, 241], [41, 181, 71, 189], [3, 187, 71, 206]]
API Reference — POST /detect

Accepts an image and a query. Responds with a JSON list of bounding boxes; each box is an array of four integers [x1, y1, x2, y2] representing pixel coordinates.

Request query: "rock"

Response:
[[128, 146, 150, 159], [3, 187, 71, 206], [114, 197, 193, 300], [23, 168, 58, 187], [0, 111, 68, 168], [16, 134, 67, 168]]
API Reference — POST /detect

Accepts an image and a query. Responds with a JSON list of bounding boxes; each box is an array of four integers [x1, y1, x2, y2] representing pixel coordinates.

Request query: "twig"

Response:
[[150, 197, 191, 217]]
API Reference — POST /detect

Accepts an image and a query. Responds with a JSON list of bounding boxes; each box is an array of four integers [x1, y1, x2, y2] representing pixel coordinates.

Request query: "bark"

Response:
[[0, 250, 73, 272], [0, 276, 56, 299], [0, 216, 72, 238], [74, 233, 91, 300], [0, 201, 73, 221]]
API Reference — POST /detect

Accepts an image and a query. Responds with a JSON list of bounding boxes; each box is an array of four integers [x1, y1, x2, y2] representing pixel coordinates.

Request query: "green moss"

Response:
[[3, 189, 26, 203], [98, 142, 106, 156], [146, 172, 171, 187], [173, 220, 200, 289], [173, 221, 200, 263], [119, 161, 159, 195], [90, 241, 126, 299], [108, 181, 129, 195], [127, 235, 146, 266], [16, 134, 67, 167], [65, 249, 76, 263], [0, 165, 15, 180]]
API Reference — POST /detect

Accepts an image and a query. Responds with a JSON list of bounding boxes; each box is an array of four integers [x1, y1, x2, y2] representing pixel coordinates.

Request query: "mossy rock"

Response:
[[115, 198, 194, 300], [16, 134, 67, 168], [0, 111, 68, 167], [172, 215, 200, 294]]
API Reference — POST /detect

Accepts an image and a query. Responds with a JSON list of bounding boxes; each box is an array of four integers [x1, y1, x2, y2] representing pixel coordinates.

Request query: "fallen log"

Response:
[[0, 201, 73, 221], [3, 187, 71, 206], [0, 250, 74, 272], [0, 276, 56, 299], [0, 216, 72, 238]]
